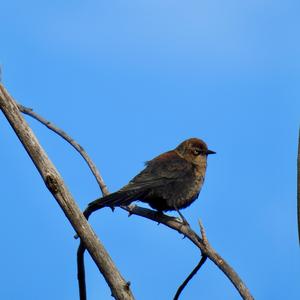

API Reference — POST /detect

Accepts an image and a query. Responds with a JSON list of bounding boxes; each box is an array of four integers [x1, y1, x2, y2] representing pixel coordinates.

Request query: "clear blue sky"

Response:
[[1, 1, 299, 299]]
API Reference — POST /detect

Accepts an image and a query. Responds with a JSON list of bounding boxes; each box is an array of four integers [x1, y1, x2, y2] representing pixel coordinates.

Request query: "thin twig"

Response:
[[173, 255, 207, 300], [171, 220, 209, 300], [198, 219, 208, 245], [78, 224, 91, 300], [297, 127, 300, 245], [77, 242, 87, 300], [17, 104, 109, 196]]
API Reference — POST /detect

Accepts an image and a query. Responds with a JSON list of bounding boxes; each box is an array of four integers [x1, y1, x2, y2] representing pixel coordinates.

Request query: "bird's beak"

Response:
[[207, 149, 216, 155]]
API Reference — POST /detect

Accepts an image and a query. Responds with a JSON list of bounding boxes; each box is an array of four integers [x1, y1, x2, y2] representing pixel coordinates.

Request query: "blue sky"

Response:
[[1, 1, 299, 299]]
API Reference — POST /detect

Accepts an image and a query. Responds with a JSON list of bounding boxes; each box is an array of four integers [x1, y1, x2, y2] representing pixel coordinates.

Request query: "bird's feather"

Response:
[[85, 151, 194, 216]]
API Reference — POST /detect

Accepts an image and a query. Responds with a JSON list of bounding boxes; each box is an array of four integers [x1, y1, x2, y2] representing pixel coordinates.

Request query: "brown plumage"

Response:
[[84, 138, 215, 222]]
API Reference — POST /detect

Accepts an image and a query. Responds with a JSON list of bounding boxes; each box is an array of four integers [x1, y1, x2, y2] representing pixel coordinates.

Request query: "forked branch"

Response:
[[0, 84, 134, 300], [1, 83, 255, 300]]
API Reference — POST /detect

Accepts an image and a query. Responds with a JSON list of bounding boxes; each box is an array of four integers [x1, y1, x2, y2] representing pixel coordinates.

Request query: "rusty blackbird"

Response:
[[84, 138, 215, 222]]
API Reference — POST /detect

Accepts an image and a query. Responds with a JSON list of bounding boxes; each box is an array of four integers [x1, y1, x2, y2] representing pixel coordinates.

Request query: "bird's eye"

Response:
[[193, 149, 201, 156]]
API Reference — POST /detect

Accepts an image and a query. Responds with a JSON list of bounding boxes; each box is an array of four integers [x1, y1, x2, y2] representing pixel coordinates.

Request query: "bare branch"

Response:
[[11, 87, 254, 300], [0, 84, 134, 300], [172, 219, 210, 300], [173, 255, 207, 300], [77, 242, 88, 300], [297, 128, 300, 245], [17, 104, 109, 196], [198, 219, 208, 245], [123, 205, 254, 300], [15, 103, 109, 299]]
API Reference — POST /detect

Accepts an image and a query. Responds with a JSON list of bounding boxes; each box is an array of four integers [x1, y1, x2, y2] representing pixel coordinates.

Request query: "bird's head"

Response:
[[175, 138, 216, 165]]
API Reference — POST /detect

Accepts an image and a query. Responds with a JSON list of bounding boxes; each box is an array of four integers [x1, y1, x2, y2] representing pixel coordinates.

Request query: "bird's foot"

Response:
[[178, 215, 190, 226], [175, 209, 190, 226], [155, 211, 165, 224]]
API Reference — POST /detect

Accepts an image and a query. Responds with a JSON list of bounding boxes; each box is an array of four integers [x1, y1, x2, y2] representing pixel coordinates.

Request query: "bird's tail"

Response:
[[83, 190, 145, 219]]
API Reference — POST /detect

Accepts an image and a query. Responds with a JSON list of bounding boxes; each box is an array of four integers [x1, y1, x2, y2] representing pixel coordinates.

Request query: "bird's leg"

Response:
[[155, 210, 165, 224], [155, 210, 165, 217], [174, 207, 189, 226]]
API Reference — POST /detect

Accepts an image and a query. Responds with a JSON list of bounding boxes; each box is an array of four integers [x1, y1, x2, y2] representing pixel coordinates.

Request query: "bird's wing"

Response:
[[121, 150, 193, 192], [85, 151, 192, 216]]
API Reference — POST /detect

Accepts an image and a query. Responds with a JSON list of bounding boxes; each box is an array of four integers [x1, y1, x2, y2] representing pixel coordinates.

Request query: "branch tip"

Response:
[[173, 255, 207, 300], [125, 281, 131, 290], [198, 219, 208, 245]]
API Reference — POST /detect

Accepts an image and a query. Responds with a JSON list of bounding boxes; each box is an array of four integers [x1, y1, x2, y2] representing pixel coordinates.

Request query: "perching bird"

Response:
[[84, 138, 215, 222]]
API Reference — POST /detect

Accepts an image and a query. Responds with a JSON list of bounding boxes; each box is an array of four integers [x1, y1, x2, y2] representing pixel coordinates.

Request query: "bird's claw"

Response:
[[179, 216, 190, 226], [175, 209, 190, 226]]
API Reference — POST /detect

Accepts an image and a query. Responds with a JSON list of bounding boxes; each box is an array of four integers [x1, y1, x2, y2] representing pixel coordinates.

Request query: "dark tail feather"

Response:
[[83, 190, 145, 219]]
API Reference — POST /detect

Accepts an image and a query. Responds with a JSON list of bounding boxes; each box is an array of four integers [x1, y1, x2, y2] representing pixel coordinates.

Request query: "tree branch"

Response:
[[77, 242, 88, 300], [0, 83, 134, 300], [18, 101, 109, 300], [173, 255, 207, 300], [297, 127, 300, 245], [123, 205, 254, 300], [9, 85, 255, 300], [17, 104, 109, 195], [172, 220, 209, 300]]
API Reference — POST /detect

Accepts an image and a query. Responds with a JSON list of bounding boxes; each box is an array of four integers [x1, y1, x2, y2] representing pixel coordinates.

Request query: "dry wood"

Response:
[[173, 255, 207, 300], [1, 82, 255, 300], [123, 205, 254, 300], [0, 84, 134, 300], [18, 104, 109, 195]]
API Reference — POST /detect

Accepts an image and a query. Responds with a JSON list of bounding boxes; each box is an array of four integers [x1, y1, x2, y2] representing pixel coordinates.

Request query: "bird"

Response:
[[84, 138, 215, 223]]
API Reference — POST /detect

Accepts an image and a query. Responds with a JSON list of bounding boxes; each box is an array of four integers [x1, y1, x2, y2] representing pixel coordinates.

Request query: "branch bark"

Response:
[[0, 83, 135, 300]]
